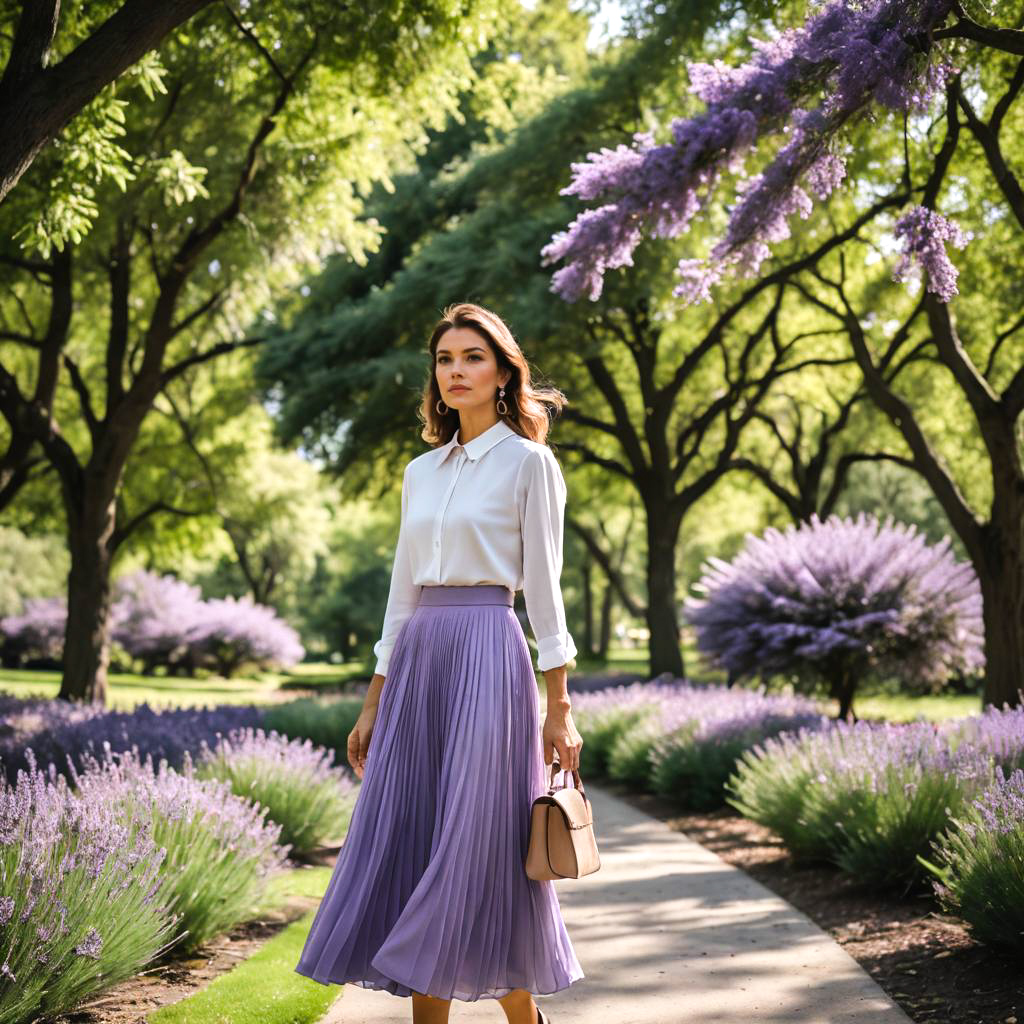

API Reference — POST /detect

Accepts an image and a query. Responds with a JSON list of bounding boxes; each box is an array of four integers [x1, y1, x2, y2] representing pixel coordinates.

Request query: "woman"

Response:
[[295, 303, 585, 1023]]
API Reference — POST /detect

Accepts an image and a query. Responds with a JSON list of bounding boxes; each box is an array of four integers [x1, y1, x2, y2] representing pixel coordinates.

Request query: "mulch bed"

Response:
[[605, 782, 1022, 1024]]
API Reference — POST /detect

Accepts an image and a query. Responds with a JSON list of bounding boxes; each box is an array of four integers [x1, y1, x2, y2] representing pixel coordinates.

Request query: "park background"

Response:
[[0, 0, 1022, 1022]]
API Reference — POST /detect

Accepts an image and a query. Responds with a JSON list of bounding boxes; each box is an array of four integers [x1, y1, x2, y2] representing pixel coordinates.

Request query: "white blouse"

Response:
[[373, 417, 578, 676]]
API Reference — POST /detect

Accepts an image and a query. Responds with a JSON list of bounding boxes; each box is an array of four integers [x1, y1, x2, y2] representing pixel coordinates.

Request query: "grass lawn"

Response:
[[852, 691, 983, 721], [150, 865, 340, 1024], [0, 662, 369, 710], [1, 653, 986, 723]]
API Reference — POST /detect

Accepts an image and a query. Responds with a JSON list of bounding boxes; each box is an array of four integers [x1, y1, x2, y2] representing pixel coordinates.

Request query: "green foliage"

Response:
[[570, 704, 657, 778], [263, 695, 366, 767], [604, 716, 663, 791], [651, 725, 758, 811]]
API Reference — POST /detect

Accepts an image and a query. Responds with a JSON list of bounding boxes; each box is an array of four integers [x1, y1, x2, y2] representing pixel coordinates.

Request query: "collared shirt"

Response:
[[373, 417, 578, 676]]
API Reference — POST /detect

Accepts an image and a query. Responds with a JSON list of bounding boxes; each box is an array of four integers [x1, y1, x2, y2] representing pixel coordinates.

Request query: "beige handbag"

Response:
[[524, 758, 601, 880]]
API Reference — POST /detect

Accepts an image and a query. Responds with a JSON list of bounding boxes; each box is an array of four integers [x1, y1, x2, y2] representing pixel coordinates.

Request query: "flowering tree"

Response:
[[541, 0, 994, 304], [683, 512, 985, 719], [545, 0, 1024, 706]]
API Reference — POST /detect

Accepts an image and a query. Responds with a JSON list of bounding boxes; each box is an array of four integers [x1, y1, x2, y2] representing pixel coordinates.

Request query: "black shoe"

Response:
[[536, 1008, 551, 1024]]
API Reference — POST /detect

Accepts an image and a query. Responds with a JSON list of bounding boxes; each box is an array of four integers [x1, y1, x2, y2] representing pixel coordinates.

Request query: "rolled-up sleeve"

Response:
[[517, 447, 578, 673], [373, 462, 421, 677]]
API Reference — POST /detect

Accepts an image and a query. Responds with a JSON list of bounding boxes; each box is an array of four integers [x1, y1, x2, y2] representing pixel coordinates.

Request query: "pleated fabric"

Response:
[[294, 584, 584, 1001]]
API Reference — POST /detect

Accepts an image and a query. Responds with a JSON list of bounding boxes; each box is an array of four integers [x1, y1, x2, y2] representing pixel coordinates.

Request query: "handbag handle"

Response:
[[546, 757, 585, 799]]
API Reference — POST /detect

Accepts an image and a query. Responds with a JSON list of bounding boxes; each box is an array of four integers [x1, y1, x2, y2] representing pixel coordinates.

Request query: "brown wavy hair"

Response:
[[420, 303, 568, 448]]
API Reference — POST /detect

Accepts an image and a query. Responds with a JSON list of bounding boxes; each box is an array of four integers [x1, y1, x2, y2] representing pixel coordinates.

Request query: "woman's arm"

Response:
[[371, 461, 421, 682], [518, 446, 583, 771]]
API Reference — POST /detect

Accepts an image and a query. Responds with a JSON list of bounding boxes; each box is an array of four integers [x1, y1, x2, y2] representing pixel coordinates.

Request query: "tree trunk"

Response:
[[824, 661, 859, 721], [59, 488, 118, 704], [978, 513, 1024, 708], [645, 511, 684, 679], [581, 559, 594, 658], [599, 581, 614, 659]]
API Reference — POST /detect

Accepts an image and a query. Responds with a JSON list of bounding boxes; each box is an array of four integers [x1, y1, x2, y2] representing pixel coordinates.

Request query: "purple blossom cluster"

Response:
[[0, 693, 266, 784], [683, 512, 984, 714], [892, 204, 970, 301], [941, 702, 1024, 774], [542, 0, 957, 303], [0, 568, 305, 675], [964, 766, 1024, 838]]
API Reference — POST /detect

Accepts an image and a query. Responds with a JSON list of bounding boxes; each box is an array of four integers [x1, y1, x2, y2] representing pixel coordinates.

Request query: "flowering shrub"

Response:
[[69, 747, 289, 955], [924, 767, 1024, 952], [195, 729, 357, 857], [649, 696, 829, 810], [0, 751, 176, 1024], [0, 569, 304, 675], [570, 680, 829, 807], [183, 594, 305, 677], [683, 512, 984, 719], [727, 719, 994, 887], [0, 693, 266, 784], [0, 596, 68, 667]]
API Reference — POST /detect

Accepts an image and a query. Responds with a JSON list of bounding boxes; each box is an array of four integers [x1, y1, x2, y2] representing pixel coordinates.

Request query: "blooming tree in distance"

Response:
[[683, 512, 985, 720]]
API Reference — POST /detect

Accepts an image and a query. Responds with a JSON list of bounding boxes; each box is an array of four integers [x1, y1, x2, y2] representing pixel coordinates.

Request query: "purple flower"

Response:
[[75, 926, 103, 960], [892, 205, 969, 301], [543, 0, 958, 304]]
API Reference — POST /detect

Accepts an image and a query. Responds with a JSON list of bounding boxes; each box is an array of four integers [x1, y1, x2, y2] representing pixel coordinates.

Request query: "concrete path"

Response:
[[322, 783, 911, 1023]]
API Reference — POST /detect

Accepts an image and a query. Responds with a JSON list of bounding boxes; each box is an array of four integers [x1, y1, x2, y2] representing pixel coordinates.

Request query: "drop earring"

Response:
[[496, 386, 508, 416]]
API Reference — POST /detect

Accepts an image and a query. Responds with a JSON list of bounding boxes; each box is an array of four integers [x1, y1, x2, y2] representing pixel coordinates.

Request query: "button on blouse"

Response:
[[373, 418, 578, 677]]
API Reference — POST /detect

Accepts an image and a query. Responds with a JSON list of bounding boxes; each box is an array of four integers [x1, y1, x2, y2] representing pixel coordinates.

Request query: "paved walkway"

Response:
[[322, 783, 911, 1023]]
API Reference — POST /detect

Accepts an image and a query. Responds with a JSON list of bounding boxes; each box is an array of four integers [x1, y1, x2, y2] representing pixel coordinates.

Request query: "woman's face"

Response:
[[435, 326, 510, 414]]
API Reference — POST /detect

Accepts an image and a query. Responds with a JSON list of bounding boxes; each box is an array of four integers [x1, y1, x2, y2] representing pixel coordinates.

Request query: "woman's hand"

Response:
[[542, 703, 583, 773], [347, 704, 379, 779]]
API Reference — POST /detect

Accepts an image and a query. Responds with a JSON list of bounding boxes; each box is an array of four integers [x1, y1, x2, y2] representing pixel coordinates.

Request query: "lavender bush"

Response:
[[923, 767, 1024, 952], [571, 680, 829, 808], [648, 694, 829, 810], [567, 682, 669, 777], [683, 512, 984, 720], [0, 693, 266, 784], [69, 747, 289, 955], [0, 751, 177, 1024], [940, 702, 1024, 774], [727, 719, 994, 888], [195, 728, 357, 857]]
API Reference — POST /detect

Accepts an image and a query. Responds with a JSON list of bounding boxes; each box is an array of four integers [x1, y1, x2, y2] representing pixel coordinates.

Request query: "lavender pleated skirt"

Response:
[[294, 584, 584, 1001]]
